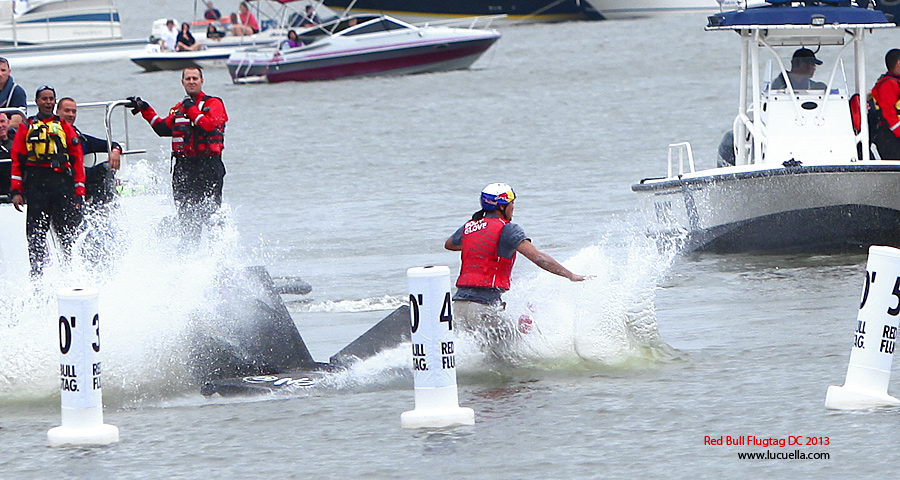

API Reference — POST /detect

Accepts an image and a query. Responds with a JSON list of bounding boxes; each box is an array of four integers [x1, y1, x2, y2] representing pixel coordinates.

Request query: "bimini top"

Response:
[[707, 1, 894, 31]]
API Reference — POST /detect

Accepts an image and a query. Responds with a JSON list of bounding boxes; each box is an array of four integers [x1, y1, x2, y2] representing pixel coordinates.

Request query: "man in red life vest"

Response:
[[872, 49, 900, 159], [444, 183, 587, 347], [9, 85, 85, 277], [127, 67, 227, 244]]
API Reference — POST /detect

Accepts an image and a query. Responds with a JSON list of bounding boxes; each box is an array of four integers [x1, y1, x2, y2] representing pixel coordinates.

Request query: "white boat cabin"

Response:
[[706, 3, 895, 167]]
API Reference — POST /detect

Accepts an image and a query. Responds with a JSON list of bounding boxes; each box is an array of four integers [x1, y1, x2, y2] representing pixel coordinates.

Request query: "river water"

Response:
[[1, 2, 899, 478]]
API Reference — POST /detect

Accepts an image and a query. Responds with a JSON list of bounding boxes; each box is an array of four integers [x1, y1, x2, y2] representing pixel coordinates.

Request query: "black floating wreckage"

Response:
[[196, 266, 409, 396]]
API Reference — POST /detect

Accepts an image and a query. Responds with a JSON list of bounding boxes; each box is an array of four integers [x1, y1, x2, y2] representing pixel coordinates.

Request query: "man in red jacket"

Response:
[[444, 183, 587, 351], [871, 49, 900, 159], [128, 67, 228, 244], [9, 85, 85, 277]]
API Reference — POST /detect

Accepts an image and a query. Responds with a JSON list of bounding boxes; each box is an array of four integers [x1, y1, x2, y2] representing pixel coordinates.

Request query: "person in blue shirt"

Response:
[[0, 58, 26, 130]]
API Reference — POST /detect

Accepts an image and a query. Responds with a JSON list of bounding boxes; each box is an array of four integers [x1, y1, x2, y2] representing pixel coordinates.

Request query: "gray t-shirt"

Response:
[[771, 72, 826, 90], [450, 218, 527, 305]]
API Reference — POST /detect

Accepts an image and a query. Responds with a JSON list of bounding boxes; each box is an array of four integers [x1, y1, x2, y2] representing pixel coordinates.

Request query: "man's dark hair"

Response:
[[887, 49, 900, 72]]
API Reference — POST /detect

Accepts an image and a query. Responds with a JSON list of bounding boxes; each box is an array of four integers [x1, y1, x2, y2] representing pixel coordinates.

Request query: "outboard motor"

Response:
[[717, 130, 736, 167]]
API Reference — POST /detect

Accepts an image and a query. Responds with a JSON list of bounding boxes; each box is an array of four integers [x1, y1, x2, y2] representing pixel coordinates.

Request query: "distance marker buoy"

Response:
[[825, 246, 900, 410], [401, 266, 475, 428], [47, 287, 119, 447]]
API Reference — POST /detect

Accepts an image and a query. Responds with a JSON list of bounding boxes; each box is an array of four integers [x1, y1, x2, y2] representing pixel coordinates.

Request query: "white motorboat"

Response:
[[320, 0, 602, 23], [0, 0, 122, 45], [130, 0, 338, 72], [0, 0, 148, 68], [226, 14, 500, 83], [632, 1, 900, 253], [586, 0, 742, 18]]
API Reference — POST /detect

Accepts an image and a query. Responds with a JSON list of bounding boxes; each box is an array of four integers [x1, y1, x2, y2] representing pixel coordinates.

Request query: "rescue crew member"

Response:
[[771, 48, 826, 91], [0, 57, 27, 130], [9, 86, 85, 278], [57, 97, 122, 205], [128, 67, 228, 244], [444, 183, 588, 348], [0, 112, 15, 197], [871, 49, 900, 160]]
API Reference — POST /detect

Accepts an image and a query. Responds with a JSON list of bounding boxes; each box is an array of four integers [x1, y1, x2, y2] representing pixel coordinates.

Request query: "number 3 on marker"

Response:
[[92, 314, 101, 353]]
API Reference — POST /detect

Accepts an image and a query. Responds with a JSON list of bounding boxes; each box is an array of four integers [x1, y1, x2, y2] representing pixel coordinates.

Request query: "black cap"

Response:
[[793, 48, 823, 65]]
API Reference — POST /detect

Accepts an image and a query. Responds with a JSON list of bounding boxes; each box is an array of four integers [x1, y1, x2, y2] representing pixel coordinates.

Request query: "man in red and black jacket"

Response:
[[871, 49, 900, 160], [128, 67, 228, 244], [9, 85, 85, 277]]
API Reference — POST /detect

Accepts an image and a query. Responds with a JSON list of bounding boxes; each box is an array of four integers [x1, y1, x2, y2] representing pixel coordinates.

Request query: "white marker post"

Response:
[[401, 266, 474, 428], [825, 246, 900, 410], [48, 287, 119, 447]]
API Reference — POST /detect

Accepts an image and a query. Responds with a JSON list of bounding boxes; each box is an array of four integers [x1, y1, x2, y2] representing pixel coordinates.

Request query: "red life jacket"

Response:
[[871, 74, 900, 127], [456, 216, 516, 290], [172, 95, 225, 158]]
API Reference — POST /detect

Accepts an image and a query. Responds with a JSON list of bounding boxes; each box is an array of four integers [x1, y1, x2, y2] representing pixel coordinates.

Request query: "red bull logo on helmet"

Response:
[[481, 183, 515, 210]]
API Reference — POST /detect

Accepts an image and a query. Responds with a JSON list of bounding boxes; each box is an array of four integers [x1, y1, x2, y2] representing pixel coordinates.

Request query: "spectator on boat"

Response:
[[0, 58, 26, 130], [9, 86, 85, 278], [232, 2, 259, 36], [206, 23, 225, 40], [301, 5, 320, 27], [128, 67, 228, 245], [56, 97, 121, 205], [160, 19, 179, 52], [204, 1, 221, 21], [771, 48, 826, 91], [871, 48, 900, 160], [444, 183, 588, 355], [280, 30, 302, 49], [176, 22, 203, 51]]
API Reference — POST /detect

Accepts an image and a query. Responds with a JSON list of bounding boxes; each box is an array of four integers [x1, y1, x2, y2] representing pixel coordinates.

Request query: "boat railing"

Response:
[[0, 106, 25, 119], [418, 14, 506, 29], [71, 100, 147, 158], [667, 142, 695, 177]]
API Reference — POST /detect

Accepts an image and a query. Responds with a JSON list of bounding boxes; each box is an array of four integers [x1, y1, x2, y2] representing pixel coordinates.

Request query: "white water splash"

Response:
[[290, 295, 405, 313], [0, 157, 251, 405]]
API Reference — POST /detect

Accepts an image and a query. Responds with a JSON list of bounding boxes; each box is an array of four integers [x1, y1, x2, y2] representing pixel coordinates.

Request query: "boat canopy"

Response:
[[704, 0, 898, 166], [707, 2, 894, 31]]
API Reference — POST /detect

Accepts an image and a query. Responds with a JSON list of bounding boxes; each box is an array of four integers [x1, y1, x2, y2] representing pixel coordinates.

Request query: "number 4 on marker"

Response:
[[440, 292, 453, 331]]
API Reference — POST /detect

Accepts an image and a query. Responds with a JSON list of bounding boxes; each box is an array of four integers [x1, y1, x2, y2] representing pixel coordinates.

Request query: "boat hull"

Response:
[[131, 50, 233, 72], [632, 164, 900, 253], [586, 0, 738, 19], [229, 35, 499, 82], [322, 0, 602, 22]]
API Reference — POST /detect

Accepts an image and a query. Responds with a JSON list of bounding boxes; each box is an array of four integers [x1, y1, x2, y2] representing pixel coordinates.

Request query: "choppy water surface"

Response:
[[2, 3, 899, 478]]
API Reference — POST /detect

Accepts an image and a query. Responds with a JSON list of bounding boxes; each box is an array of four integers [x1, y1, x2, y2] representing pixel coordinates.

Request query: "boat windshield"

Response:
[[342, 18, 409, 36], [763, 55, 849, 95], [295, 14, 393, 40]]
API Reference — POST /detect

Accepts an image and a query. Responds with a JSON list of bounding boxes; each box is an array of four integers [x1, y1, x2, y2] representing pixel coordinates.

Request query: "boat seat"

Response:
[[759, 91, 858, 164]]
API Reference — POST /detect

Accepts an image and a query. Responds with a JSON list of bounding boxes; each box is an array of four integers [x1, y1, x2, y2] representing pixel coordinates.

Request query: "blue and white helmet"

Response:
[[480, 183, 516, 211]]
